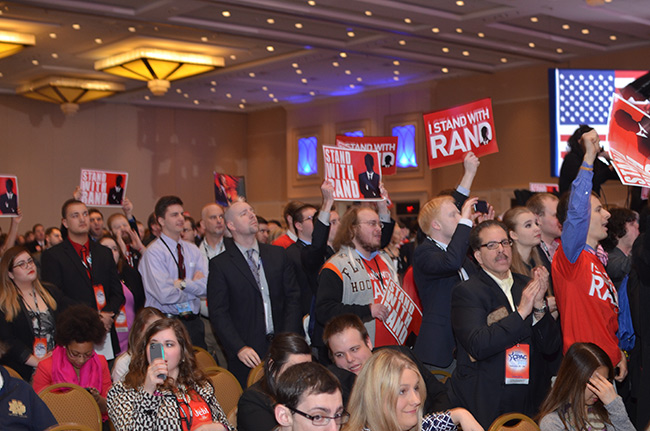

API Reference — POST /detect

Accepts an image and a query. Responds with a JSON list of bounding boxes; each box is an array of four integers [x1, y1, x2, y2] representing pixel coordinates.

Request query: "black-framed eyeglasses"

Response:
[[289, 407, 350, 427], [480, 239, 513, 250]]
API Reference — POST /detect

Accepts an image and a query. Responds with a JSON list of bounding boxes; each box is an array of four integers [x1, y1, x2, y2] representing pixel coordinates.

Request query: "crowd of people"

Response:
[[0, 124, 648, 431]]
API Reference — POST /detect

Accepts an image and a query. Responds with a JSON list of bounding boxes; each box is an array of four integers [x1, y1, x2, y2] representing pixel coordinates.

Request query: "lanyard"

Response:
[[159, 237, 184, 279], [16, 285, 43, 333], [360, 256, 386, 291]]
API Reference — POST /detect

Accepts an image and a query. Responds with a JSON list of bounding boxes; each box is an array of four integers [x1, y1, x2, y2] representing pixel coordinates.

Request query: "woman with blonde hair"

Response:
[[344, 349, 482, 431], [0, 246, 62, 380]]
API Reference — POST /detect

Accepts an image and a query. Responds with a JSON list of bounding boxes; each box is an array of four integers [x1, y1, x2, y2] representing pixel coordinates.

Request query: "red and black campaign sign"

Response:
[[0, 174, 19, 217], [335, 135, 398, 175], [608, 94, 650, 187], [423, 98, 499, 169], [323, 146, 383, 201], [79, 169, 128, 207]]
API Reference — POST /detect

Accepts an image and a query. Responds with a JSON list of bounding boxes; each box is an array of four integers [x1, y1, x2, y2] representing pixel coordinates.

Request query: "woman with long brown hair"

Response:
[[0, 246, 62, 380], [537, 342, 634, 431], [107, 317, 235, 431]]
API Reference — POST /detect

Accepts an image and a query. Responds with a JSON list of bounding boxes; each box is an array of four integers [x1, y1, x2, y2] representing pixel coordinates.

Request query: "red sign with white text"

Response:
[[335, 135, 398, 175], [79, 169, 128, 207], [323, 146, 383, 201], [608, 94, 650, 187], [423, 98, 499, 169]]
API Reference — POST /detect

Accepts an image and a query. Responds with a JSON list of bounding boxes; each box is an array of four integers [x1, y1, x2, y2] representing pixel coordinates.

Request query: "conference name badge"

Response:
[[505, 343, 530, 384], [33, 337, 47, 358], [115, 305, 129, 332], [93, 284, 106, 309]]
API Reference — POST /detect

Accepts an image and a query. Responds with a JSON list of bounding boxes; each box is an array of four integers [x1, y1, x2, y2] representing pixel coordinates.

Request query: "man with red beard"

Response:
[[315, 190, 396, 349]]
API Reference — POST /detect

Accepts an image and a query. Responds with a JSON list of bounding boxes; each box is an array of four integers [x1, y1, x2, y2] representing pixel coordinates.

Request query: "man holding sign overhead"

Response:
[[315, 181, 423, 350]]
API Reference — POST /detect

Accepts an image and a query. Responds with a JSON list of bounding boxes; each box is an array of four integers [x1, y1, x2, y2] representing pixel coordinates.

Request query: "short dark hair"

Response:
[[275, 362, 341, 410], [88, 208, 103, 219], [557, 190, 600, 226], [257, 216, 268, 225], [282, 201, 305, 226], [61, 199, 85, 219], [155, 196, 183, 220], [32, 224, 44, 233], [55, 304, 106, 346], [323, 314, 369, 350], [601, 207, 638, 251], [292, 204, 317, 231], [568, 124, 593, 155], [469, 220, 508, 251], [184, 215, 197, 230], [45, 227, 59, 236]]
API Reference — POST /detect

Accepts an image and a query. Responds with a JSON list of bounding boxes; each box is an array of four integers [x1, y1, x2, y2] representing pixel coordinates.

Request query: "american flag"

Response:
[[550, 69, 646, 176]]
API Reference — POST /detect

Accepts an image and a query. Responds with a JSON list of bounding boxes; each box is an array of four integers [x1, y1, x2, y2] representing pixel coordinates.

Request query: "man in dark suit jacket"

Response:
[[41, 199, 125, 357], [207, 201, 302, 385], [107, 174, 125, 205], [0, 178, 18, 214], [449, 220, 560, 428], [412, 152, 481, 370], [358, 153, 380, 198]]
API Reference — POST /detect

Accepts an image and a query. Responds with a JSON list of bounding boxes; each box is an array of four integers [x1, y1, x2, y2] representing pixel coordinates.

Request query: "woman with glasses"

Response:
[[0, 246, 62, 380], [108, 317, 234, 431], [344, 349, 482, 431], [32, 304, 111, 422]]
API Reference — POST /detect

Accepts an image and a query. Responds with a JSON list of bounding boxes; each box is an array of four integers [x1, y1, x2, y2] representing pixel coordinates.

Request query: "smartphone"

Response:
[[149, 342, 167, 381], [474, 200, 488, 214]]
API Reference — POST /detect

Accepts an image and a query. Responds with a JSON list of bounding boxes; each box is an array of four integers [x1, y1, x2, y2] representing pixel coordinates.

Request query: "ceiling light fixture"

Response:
[[295, 23, 303, 29], [0, 30, 35, 59], [404, 18, 412, 24], [500, 58, 508, 63], [94, 48, 224, 96], [365, 11, 372, 16], [393, 60, 400, 66], [478, 32, 485, 38], [266, 46, 274, 52], [562, 24, 570, 30], [398, 40, 406, 45], [16, 76, 124, 115], [222, 11, 231, 17], [609, 35, 617, 41], [441, 67, 449, 73], [581, 28, 590, 34], [267, 18, 275, 24], [530, 17, 539, 23]]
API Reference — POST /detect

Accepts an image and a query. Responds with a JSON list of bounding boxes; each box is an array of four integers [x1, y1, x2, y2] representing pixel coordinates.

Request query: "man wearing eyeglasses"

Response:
[[274, 362, 347, 431], [315, 185, 398, 350], [448, 220, 561, 428]]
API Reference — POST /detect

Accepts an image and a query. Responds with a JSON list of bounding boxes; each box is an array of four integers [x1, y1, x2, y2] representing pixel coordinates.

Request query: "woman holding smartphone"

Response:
[[107, 317, 234, 431]]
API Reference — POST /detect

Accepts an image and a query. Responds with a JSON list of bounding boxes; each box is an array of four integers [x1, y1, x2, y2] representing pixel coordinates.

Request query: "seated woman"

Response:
[[537, 342, 635, 431], [32, 304, 111, 421], [99, 234, 145, 353], [237, 333, 312, 431], [0, 246, 62, 380], [111, 307, 164, 382], [344, 349, 482, 431], [107, 317, 235, 431]]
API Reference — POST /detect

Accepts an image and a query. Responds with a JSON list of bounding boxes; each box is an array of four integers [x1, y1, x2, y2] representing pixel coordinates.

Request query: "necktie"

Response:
[[80, 245, 91, 279], [246, 249, 262, 290], [177, 243, 186, 279]]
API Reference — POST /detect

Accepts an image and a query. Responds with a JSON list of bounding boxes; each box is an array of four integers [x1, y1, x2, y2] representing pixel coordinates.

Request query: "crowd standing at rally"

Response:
[[0, 124, 649, 431]]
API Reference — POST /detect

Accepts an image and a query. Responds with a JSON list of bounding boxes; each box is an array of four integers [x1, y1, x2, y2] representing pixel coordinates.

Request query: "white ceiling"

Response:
[[0, 0, 648, 112]]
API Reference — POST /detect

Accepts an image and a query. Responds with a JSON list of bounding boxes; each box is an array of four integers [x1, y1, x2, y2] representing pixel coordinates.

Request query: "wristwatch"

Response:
[[179, 280, 187, 290], [533, 304, 547, 314]]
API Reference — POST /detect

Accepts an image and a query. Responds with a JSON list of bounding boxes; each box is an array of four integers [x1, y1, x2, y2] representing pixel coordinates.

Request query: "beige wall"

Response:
[[282, 45, 650, 215], [2, 44, 649, 236], [0, 95, 246, 233]]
